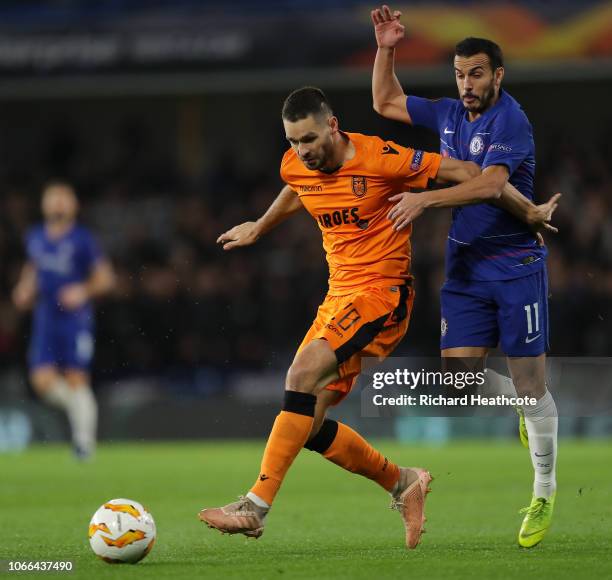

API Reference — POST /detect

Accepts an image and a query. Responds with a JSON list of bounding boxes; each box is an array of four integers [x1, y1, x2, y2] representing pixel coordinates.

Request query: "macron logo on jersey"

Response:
[[382, 144, 399, 155], [410, 150, 424, 171]]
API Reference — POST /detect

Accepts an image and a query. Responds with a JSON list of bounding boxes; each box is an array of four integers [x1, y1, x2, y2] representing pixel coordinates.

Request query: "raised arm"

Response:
[[371, 5, 411, 123], [217, 185, 303, 251], [12, 261, 37, 311]]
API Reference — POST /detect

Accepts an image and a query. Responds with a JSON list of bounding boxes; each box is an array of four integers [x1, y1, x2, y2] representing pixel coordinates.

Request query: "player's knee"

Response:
[[286, 340, 338, 394], [64, 371, 88, 389], [30, 370, 56, 394], [285, 362, 319, 394], [512, 374, 545, 399]]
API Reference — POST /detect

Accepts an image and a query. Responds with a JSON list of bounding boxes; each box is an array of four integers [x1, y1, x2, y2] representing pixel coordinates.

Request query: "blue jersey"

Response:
[[407, 90, 545, 281], [26, 223, 102, 318]]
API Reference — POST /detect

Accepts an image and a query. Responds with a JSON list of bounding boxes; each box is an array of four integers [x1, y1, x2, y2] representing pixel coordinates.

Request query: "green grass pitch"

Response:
[[0, 440, 610, 579]]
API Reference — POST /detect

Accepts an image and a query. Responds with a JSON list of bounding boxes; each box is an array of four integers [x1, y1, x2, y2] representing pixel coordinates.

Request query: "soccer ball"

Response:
[[88, 498, 156, 564]]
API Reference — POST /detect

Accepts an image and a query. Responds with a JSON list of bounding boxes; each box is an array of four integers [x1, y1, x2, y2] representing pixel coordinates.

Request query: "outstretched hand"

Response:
[[371, 5, 405, 49], [387, 192, 427, 231], [217, 221, 261, 251], [529, 192, 561, 243]]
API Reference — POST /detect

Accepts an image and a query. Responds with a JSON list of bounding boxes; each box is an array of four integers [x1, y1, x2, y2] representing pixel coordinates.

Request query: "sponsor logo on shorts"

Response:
[[326, 323, 344, 338], [351, 176, 367, 197], [441, 317, 448, 337], [525, 334, 541, 344]]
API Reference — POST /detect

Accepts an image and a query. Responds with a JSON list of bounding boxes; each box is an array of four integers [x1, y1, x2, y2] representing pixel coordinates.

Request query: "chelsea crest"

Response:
[[469, 135, 484, 155]]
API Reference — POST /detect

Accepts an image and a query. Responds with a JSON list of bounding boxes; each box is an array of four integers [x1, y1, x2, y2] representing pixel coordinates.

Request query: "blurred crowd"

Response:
[[0, 98, 611, 388]]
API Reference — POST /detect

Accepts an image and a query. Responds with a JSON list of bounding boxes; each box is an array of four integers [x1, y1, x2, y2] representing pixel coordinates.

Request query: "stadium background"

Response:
[[0, 0, 611, 447]]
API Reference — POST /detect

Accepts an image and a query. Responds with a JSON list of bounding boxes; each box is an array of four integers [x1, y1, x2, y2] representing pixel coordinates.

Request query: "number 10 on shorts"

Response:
[[524, 302, 540, 334]]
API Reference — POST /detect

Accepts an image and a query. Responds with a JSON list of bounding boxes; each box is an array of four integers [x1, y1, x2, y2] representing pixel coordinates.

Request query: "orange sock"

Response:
[[249, 391, 316, 506], [305, 419, 400, 492]]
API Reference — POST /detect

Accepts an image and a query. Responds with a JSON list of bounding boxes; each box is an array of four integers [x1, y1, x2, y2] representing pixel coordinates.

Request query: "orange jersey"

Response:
[[280, 132, 442, 295]]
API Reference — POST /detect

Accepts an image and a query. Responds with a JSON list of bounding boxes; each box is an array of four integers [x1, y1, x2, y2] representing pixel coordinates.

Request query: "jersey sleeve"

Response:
[[406, 96, 454, 132], [280, 149, 295, 186], [378, 140, 442, 190], [481, 110, 532, 176]]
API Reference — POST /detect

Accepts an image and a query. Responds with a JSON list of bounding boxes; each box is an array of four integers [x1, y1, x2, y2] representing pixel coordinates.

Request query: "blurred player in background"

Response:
[[198, 87, 553, 549], [371, 5, 559, 547], [12, 181, 115, 460]]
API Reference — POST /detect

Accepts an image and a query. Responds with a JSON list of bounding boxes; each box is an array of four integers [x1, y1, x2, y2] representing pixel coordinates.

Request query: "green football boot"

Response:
[[518, 493, 556, 548], [516, 406, 529, 448]]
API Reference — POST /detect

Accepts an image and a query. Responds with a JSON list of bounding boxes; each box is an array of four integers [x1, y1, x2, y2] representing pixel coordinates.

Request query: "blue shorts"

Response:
[[28, 310, 95, 371], [440, 268, 549, 357]]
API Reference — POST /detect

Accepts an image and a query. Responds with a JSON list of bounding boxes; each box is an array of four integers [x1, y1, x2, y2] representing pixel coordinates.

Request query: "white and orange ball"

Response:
[[88, 498, 156, 564]]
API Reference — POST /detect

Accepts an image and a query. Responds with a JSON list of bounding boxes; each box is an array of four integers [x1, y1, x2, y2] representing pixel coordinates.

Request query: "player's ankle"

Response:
[[391, 467, 419, 496], [246, 492, 270, 513]]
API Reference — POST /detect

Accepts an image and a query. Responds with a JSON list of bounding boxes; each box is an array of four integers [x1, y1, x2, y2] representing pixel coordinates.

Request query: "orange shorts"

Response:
[[296, 282, 414, 401]]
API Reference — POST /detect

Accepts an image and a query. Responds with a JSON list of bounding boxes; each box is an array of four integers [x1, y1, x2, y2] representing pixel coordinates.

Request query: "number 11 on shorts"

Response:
[[524, 302, 540, 334]]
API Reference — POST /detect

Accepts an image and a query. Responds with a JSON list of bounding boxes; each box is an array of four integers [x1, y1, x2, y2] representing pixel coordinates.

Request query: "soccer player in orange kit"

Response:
[[198, 86, 553, 549]]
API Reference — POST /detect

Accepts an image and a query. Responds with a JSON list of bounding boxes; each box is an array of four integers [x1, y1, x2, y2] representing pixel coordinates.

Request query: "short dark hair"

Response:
[[282, 86, 332, 122], [455, 37, 504, 71]]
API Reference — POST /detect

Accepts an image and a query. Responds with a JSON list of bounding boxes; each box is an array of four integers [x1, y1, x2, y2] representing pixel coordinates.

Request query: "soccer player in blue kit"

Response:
[[12, 182, 115, 459], [371, 6, 559, 547]]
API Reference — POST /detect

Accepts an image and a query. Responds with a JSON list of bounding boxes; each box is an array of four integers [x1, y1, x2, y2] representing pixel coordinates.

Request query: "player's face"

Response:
[[454, 54, 503, 114], [42, 186, 79, 224], [284, 114, 336, 171]]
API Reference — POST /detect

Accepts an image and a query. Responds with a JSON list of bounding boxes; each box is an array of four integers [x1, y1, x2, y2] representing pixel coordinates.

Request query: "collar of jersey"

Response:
[[44, 222, 77, 242]]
